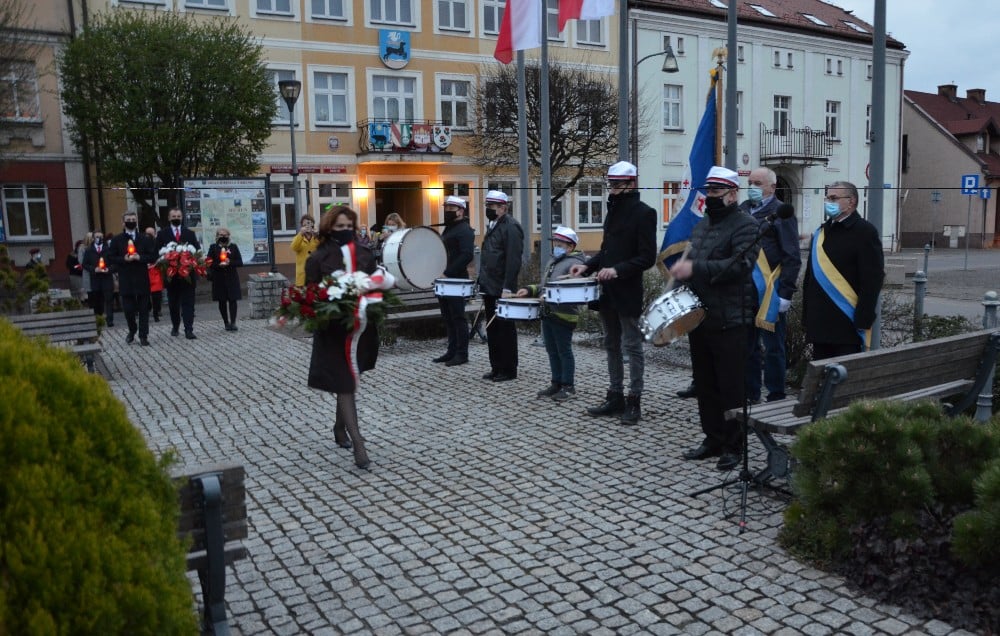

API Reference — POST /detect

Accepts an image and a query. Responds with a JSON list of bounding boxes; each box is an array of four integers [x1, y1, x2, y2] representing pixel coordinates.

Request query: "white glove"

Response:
[[778, 297, 792, 313]]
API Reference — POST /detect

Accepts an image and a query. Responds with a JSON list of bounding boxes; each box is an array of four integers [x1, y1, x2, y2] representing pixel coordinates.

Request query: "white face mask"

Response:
[[384, 225, 397, 233]]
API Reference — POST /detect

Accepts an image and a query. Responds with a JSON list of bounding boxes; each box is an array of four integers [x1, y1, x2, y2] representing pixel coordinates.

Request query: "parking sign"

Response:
[[961, 174, 980, 195]]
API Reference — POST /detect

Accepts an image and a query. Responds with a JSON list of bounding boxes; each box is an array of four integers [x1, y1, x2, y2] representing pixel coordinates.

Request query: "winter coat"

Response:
[[525, 250, 587, 325], [207, 243, 244, 301], [477, 214, 524, 297], [441, 218, 475, 279], [107, 231, 157, 295], [82, 243, 114, 294]]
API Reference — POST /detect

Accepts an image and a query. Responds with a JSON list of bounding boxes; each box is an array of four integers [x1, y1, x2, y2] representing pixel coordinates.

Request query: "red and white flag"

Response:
[[558, 0, 615, 32], [493, 0, 542, 64]]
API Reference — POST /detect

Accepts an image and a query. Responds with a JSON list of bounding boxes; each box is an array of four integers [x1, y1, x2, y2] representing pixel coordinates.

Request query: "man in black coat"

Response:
[[433, 195, 476, 367], [740, 167, 801, 403], [569, 161, 657, 425], [81, 229, 115, 326], [803, 180, 884, 359], [108, 211, 157, 345], [156, 207, 201, 339]]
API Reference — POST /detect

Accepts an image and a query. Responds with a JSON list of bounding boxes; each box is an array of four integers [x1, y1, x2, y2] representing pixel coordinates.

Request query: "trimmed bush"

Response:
[[0, 320, 198, 634], [952, 457, 1000, 569]]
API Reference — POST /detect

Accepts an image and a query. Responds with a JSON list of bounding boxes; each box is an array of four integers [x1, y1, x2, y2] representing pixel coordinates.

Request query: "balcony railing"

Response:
[[759, 122, 832, 165], [358, 118, 454, 155]]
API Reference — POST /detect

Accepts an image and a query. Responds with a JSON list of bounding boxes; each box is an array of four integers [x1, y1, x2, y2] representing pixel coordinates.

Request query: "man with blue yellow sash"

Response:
[[802, 181, 884, 360], [740, 167, 801, 403]]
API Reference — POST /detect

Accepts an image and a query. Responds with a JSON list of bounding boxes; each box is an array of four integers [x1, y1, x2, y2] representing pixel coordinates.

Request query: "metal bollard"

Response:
[[923, 243, 931, 276], [977, 291, 999, 423], [983, 291, 999, 329], [913, 270, 927, 339]]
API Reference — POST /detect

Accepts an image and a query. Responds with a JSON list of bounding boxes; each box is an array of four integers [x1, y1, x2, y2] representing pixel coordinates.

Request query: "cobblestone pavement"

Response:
[[96, 304, 981, 636]]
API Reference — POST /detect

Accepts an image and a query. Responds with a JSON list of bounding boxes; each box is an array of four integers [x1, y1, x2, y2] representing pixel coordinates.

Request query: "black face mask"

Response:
[[332, 229, 354, 245], [94, 237, 103, 245], [170, 219, 182, 227], [444, 210, 459, 224], [704, 195, 727, 213], [124, 221, 137, 230], [217, 237, 229, 245], [485, 209, 498, 222]]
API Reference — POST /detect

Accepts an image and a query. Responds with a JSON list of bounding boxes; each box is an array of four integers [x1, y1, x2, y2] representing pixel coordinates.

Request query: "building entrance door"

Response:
[[374, 181, 423, 230]]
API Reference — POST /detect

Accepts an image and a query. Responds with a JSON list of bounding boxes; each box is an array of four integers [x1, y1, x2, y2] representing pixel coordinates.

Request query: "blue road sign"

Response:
[[962, 174, 980, 195], [981, 188, 992, 200]]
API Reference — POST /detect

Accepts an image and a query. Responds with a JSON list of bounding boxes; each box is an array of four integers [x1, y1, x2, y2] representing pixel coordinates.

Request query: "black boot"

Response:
[[586, 390, 625, 417], [619, 394, 641, 426], [333, 407, 352, 450]]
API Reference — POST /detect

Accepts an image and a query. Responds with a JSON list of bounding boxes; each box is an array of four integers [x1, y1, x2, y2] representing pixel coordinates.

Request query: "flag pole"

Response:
[[517, 50, 530, 263], [713, 52, 724, 165], [539, 1, 553, 271]]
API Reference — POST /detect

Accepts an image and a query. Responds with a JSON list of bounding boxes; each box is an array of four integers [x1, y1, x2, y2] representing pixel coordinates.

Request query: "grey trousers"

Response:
[[599, 305, 645, 396]]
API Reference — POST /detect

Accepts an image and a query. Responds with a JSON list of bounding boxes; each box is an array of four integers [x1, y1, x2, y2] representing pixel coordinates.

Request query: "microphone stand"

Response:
[[688, 215, 790, 532]]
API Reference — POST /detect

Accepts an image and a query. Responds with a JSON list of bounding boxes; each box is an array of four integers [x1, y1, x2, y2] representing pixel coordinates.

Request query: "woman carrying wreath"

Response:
[[306, 206, 387, 470]]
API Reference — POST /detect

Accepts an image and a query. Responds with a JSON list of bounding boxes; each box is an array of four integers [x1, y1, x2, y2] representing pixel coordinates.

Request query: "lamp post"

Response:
[[630, 45, 679, 164], [277, 79, 302, 273]]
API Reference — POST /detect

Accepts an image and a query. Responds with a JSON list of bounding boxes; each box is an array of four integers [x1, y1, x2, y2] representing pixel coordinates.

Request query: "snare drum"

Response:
[[434, 278, 475, 298], [543, 278, 600, 304], [496, 298, 541, 321], [639, 286, 705, 346], [381, 227, 447, 291]]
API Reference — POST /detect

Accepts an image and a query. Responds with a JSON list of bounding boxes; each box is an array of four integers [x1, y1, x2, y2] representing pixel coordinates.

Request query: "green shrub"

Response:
[[952, 457, 1000, 569], [909, 416, 1000, 506], [0, 244, 50, 314], [0, 320, 198, 635]]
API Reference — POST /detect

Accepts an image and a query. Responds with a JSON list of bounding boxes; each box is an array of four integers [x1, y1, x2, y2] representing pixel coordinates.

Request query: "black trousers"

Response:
[[121, 292, 151, 338], [484, 295, 518, 374], [90, 289, 115, 324], [438, 296, 469, 359], [166, 279, 197, 333], [689, 324, 754, 450], [149, 291, 162, 318]]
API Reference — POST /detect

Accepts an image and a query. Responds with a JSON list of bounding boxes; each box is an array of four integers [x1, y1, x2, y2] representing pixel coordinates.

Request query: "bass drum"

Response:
[[381, 227, 447, 291]]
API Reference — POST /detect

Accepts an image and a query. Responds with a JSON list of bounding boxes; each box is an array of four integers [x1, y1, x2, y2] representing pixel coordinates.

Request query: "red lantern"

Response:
[[127, 239, 136, 256], [97, 257, 106, 271], [219, 248, 229, 264]]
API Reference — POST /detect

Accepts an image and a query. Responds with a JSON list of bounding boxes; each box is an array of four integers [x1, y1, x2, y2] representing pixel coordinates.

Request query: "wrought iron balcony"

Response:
[[759, 122, 832, 166], [357, 118, 455, 156]]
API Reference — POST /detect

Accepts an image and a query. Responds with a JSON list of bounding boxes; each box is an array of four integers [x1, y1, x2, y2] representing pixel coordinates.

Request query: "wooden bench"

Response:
[[7, 308, 102, 372], [726, 330, 1000, 481], [385, 288, 483, 324], [174, 463, 248, 636]]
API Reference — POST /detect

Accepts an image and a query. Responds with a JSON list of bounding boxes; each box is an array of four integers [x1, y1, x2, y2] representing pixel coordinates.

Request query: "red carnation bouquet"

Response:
[[272, 269, 399, 332], [157, 242, 208, 283]]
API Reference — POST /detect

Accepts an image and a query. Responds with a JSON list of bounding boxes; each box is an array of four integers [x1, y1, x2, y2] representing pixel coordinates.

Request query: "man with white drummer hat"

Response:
[[477, 190, 524, 382], [568, 160, 657, 425], [432, 195, 476, 366]]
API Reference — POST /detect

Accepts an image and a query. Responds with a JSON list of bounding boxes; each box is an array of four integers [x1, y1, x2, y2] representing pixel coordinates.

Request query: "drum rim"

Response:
[[546, 279, 598, 287], [384, 227, 445, 289]]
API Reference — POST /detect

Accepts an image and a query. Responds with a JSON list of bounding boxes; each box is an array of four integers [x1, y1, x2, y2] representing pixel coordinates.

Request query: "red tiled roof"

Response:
[[907, 89, 1000, 139], [632, 0, 905, 48], [979, 153, 1000, 177]]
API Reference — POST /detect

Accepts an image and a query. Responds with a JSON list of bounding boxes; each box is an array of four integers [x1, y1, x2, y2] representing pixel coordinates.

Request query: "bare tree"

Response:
[[0, 0, 41, 162], [468, 61, 622, 204]]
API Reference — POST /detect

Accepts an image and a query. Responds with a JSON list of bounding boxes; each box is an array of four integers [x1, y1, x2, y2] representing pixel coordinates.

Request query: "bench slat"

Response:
[[186, 543, 248, 572]]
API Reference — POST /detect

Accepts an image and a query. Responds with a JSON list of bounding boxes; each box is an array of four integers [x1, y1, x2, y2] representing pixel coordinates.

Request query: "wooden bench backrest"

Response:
[[7, 309, 99, 344], [793, 329, 996, 417], [389, 289, 440, 312], [175, 463, 248, 553]]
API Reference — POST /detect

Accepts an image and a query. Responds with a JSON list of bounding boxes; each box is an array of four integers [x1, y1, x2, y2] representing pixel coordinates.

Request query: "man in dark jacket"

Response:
[[569, 161, 657, 425], [803, 180, 884, 359], [156, 207, 201, 339], [477, 190, 524, 382], [433, 195, 476, 367], [108, 211, 157, 345], [670, 166, 759, 471], [740, 167, 801, 403], [82, 229, 115, 326]]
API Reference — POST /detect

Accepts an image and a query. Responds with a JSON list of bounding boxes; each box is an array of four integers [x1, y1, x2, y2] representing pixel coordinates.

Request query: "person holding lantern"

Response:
[[207, 227, 244, 331], [82, 229, 115, 326], [108, 211, 157, 345]]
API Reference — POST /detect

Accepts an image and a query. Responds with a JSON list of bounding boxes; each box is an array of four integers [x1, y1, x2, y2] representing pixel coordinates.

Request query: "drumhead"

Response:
[[382, 227, 447, 290]]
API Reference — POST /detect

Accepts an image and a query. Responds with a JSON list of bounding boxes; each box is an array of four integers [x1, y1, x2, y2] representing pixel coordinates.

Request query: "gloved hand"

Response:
[[779, 297, 792, 313]]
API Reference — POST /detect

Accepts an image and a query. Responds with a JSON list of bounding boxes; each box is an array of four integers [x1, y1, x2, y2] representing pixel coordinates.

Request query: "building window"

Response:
[[438, 0, 467, 30], [186, 0, 227, 8], [786, 52, 794, 69], [3, 184, 51, 239], [439, 78, 471, 128], [662, 34, 683, 55], [312, 71, 350, 126], [487, 180, 516, 220], [866, 62, 873, 80], [372, 75, 415, 121], [577, 183, 604, 227], [0, 63, 40, 122], [837, 59, 843, 75], [311, 0, 345, 19], [370, 0, 412, 25], [443, 182, 471, 215], [265, 68, 298, 125], [535, 183, 563, 228], [825, 100, 840, 140], [576, 18, 603, 45], [737, 44, 745, 62], [662, 182, 682, 226], [270, 181, 296, 233], [257, 0, 292, 15], [482, 0, 503, 35], [662, 84, 682, 130], [545, 0, 563, 41], [977, 134, 986, 152], [317, 182, 352, 212], [773, 95, 790, 135], [865, 104, 872, 144], [736, 91, 743, 135]]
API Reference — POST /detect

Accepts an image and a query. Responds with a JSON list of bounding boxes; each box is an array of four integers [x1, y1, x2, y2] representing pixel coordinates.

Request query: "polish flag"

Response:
[[493, 0, 542, 64], [558, 0, 615, 33]]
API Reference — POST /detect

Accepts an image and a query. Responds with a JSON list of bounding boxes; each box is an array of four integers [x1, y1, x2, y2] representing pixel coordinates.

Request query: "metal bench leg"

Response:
[[84, 354, 95, 373], [196, 474, 230, 636]]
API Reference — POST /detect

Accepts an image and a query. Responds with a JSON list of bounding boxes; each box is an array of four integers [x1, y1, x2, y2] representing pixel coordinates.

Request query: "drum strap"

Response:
[[752, 251, 781, 332]]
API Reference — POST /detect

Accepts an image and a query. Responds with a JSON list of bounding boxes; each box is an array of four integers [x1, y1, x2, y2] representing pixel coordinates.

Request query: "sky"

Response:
[[828, 0, 995, 96]]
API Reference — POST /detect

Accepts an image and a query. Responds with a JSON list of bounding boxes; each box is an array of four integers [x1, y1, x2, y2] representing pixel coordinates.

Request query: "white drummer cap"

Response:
[[551, 226, 578, 245], [607, 161, 637, 180], [444, 195, 467, 209], [485, 190, 509, 204]]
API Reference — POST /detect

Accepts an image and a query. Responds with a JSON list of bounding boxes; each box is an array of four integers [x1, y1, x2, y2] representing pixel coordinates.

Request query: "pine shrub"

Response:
[[0, 320, 198, 635], [952, 457, 1000, 569]]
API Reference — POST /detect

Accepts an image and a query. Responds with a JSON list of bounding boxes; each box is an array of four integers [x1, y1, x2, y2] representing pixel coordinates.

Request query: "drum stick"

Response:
[[664, 244, 692, 292]]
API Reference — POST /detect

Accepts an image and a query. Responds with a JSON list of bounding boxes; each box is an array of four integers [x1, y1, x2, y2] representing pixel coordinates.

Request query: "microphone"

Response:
[[765, 203, 795, 223]]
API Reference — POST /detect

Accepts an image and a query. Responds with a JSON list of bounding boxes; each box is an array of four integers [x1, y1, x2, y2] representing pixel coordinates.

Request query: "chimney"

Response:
[[938, 84, 958, 100], [967, 88, 986, 105]]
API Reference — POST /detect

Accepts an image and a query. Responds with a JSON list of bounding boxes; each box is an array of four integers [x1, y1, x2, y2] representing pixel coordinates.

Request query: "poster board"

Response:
[[181, 178, 272, 265]]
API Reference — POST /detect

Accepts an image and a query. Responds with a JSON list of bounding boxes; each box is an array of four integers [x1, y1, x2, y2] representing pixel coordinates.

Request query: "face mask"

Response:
[[217, 237, 229, 245], [747, 186, 763, 204], [94, 237, 103, 245], [552, 247, 567, 259], [444, 210, 459, 224], [485, 209, 498, 222], [704, 195, 727, 213], [360, 228, 367, 236], [332, 229, 354, 245], [384, 225, 397, 233], [824, 201, 842, 218], [124, 221, 137, 230], [170, 219, 182, 227]]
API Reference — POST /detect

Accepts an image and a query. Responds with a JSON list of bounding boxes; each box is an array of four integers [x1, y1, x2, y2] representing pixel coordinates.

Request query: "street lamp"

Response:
[[630, 45, 679, 164], [277, 79, 302, 273]]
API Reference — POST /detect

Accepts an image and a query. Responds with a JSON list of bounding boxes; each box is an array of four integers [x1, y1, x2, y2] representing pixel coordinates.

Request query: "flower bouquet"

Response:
[[157, 242, 208, 283], [272, 269, 399, 332]]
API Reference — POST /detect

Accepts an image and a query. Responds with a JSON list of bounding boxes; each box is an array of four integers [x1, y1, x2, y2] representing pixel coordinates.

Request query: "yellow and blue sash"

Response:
[[811, 226, 871, 350], [752, 250, 781, 332]]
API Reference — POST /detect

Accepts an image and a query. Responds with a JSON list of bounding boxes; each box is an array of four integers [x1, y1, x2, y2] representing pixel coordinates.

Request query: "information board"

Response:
[[181, 178, 272, 266]]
